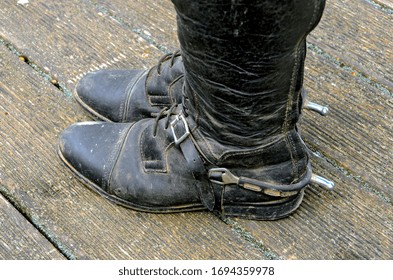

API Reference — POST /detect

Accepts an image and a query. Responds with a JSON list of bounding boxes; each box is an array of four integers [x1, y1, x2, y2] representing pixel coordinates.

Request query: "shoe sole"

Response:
[[73, 88, 114, 122], [58, 146, 206, 213], [58, 146, 304, 220], [216, 191, 304, 221]]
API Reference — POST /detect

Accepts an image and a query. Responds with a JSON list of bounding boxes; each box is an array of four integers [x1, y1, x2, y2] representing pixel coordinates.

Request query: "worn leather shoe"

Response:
[[59, 104, 311, 220], [74, 51, 184, 122]]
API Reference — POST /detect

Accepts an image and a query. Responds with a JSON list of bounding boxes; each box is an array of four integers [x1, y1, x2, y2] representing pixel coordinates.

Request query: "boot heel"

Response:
[[218, 190, 305, 221]]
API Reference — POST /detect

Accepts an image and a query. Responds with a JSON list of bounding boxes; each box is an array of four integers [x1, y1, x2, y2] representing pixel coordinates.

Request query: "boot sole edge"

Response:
[[58, 146, 304, 220], [57, 146, 206, 213], [217, 191, 304, 221], [73, 88, 115, 123]]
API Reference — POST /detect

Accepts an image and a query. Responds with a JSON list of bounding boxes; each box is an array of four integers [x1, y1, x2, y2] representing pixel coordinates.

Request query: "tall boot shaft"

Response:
[[173, 0, 326, 146]]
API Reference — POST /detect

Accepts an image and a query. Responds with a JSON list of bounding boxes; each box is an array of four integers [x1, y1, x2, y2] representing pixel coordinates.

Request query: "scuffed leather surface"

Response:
[[59, 115, 301, 211], [75, 54, 184, 122], [60, 119, 204, 209]]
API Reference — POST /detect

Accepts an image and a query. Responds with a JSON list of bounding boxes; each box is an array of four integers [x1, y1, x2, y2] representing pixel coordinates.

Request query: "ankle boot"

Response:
[[59, 0, 334, 220], [74, 50, 184, 122]]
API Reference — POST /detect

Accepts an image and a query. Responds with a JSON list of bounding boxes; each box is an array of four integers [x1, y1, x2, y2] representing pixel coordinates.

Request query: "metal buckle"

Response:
[[170, 114, 190, 145]]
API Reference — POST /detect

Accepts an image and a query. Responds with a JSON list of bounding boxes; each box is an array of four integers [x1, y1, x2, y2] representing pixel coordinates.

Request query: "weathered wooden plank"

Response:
[[0, 43, 264, 260], [303, 49, 393, 199], [91, 0, 393, 91], [94, 0, 179, 51], [233, 155, 393, 259], [309, 0, 393, 90], [0, 0, 163, 90], [0, 193, 65, 260]]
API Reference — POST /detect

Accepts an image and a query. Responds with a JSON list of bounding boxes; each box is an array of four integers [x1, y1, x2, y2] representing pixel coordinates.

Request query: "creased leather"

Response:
[[75, 53, 184, 122], [175, 0, 325, 184], [173, 0, 325, 146]]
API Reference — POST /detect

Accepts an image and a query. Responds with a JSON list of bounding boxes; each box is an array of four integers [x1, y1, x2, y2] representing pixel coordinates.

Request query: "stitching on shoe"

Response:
[[282, 45, 300, 135], [281, 1, 320, 177], [144, 65, 157, 99], [123, 70, 147, 121], [140, 124, 168, 174], [149, 95, 172, 107], [218, 135, 286, 164], [287, 132, 299, 180], [107, 124, 135, 190]]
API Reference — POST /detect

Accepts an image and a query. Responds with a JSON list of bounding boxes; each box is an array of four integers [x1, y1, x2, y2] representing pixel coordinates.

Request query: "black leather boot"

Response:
[[74, 50, 184, 122], [59, 0, 334, 220]]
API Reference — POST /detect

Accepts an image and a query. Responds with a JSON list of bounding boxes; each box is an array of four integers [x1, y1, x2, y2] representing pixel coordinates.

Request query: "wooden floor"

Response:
[[0, 0, 392, 260]]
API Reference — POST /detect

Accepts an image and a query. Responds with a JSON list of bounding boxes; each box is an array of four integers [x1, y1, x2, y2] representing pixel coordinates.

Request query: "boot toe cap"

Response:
[[59, 122, 131, 191], [75, 69, 145, 122]]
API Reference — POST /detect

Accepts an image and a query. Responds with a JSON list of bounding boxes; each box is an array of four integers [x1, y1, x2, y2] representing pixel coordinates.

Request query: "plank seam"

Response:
[[308, 145, 392, 206], [221, 218, 282, 260], [0, 37, 73, 98], [307, 42, 393, 98], [0, 184, 76, 260], [365, 0, 393, 14], [85, 0, 171, 54]]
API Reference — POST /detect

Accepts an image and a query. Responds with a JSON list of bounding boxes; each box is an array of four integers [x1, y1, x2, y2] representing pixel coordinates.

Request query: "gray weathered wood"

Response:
[[0, 0, 164, 90], [0, 194, 66, 260], [303, 50, 393, 199], [309, 0, 393, 90]]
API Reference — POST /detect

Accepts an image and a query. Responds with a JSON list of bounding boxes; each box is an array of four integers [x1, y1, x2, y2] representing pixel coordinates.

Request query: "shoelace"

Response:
[[151, 104, 178, 137], [156, 50, 181, 75]]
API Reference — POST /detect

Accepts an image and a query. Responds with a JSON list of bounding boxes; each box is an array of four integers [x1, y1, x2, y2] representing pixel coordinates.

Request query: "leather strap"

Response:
[[170, 114, 215, 210]]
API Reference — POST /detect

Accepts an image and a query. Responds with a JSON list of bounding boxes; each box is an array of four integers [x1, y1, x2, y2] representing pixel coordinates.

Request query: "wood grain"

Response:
[[302, 50, 393, 199], [0, 194, 65, 260], [309, 0, 393, 90], [0, 0, 163, 90], [374, 0, 393, 9]]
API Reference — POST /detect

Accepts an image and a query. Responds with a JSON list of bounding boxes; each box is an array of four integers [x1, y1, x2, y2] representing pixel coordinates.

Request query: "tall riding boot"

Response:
[[74, 51, 184, 122], [59, 0, 334, 220]]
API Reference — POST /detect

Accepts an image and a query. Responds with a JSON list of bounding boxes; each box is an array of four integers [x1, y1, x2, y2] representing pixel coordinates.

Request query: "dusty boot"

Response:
[[74, 50, 184, 122], [59, 0, 334, 220]]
